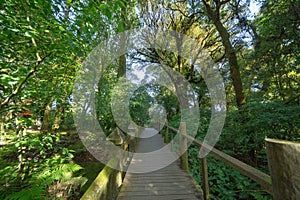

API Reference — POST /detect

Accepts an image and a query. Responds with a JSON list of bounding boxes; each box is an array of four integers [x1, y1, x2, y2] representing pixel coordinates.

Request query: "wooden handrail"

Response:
[[162, 123, 273, 197], [184, 134, 273, 194], [167, 125, 179, 133], [81, 128, 139, 200]]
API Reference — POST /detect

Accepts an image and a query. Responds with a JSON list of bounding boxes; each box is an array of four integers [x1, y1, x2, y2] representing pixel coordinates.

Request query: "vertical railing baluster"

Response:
[[171, 127, 173, 150], [179, 122, 188, 171], [201, 156, 210, 200], [158, 119, 160, 132], [165, 121, 169, 144]]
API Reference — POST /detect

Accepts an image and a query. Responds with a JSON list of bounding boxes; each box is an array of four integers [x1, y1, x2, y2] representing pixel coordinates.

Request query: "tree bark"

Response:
[[41, 99, 53, 133], [52, 105, 64, 132], [117, 0, 128, 78], [118, 54, 126, 77], [202, 0, 245, 108]]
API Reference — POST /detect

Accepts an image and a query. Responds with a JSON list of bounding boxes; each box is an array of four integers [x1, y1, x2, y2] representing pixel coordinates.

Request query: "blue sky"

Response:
[[249, 1, 260, 17]]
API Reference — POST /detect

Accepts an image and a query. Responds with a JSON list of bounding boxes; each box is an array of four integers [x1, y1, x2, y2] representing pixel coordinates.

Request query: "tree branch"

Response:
[[0, 53, 51, 109]]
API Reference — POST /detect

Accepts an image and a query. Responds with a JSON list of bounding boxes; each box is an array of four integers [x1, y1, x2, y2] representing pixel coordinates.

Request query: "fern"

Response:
[[4, 186, 45, 200], [4, 163, 87, 200]]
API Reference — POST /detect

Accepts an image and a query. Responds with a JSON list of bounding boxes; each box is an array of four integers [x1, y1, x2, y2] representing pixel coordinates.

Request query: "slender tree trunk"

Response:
[[52, 105, 64, 132], [215, 20, 245, 108], [118, 53, 126, 77], [117, 1, 127, 78], [0, 116, 4, 142], [64, 0, 70, 21], [41, 99, 53, 133]]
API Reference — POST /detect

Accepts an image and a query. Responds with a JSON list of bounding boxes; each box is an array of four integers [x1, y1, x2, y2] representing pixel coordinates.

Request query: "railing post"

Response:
[[265, 138, 300, 199], [171, 127, 174, 150], [165, 121, 169, 144], [179, 122, 188, 171], [158, 119, 160, 132], [135, 127, 139, 143], [201, 157, 210, 200]]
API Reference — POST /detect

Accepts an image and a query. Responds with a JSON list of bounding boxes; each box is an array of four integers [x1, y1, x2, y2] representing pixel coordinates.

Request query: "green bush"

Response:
[[167, 101, 299, 199], [0, 132, 87, 200], [220, 101, 300, 169], [188, 147, 271, 200]]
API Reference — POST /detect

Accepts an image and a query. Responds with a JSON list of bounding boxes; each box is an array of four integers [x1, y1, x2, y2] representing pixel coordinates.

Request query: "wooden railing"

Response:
[[81, 127, 140, 200], [161, 121, 273, 200]]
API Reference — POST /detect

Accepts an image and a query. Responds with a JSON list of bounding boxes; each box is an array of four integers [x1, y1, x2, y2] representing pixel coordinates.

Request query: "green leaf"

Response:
[[9, 28, 19, 32], [118, 23, 124, 32], [58, 26, 65, 32], [24, 31, 32, 37], [104, 8, 112, 20], [116, 0, 126, 8]]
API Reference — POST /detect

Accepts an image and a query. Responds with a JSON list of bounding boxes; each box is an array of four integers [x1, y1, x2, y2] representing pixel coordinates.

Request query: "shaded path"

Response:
[[117, 128, 202, 200]]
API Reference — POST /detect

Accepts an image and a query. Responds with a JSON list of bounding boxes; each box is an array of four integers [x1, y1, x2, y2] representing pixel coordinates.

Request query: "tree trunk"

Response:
[[64, 0, 70, 21], [52, 105, 64, 132], [41, 99, 53, 133], [117, 0, 128, 78], [215, 21, 245, 108], [202, 0, 245, 108], [118, 54, 126, 77], [0, 114, 4, 141]]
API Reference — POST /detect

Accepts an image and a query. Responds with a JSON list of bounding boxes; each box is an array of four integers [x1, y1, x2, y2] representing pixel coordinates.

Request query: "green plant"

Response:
[[188, 148, 271, 200], [3, 163, 87, 200], [0, 131, 87, 200]]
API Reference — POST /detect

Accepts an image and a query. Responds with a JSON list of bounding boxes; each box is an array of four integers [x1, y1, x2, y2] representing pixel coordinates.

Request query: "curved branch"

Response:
[[0, 53, 51, 109]]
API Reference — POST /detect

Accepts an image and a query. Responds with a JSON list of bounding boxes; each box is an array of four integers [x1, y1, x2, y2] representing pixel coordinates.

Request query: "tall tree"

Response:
[[200, 0, 246, 108], [250, 0, 300, 103]]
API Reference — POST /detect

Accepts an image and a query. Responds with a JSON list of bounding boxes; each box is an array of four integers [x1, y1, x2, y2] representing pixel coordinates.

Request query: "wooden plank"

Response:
[[118, 194, 199, 200], [120, 184, 198, 192], [125, 173, 191, 178], [121, 182, 200, 190], [123, 178, 191, 184], [118, 189, 198, 196]]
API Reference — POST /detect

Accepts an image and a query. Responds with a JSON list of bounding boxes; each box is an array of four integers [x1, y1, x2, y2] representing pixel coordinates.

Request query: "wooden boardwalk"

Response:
[[117, 128, 202, 200]]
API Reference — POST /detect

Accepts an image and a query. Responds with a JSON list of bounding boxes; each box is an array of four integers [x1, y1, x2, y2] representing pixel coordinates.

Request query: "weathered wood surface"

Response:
[[179, 122, 188, 171], [266, 138, 300, 200], [117, 128, 202, 200], [81, 159, 122, 200]]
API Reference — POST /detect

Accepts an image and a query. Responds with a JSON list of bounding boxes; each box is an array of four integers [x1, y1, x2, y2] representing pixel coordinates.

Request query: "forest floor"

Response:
[[0, 130, 104, 199]]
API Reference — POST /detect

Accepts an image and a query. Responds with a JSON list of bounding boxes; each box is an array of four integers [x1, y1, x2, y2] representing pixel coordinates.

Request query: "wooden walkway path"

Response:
[[117, 128, 202, 200]]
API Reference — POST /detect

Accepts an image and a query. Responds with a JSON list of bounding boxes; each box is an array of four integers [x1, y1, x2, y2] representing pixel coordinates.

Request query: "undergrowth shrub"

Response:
[[0, 132, 87, 200], [166, 101, 299, 199], [188, 146, 271, 200]]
